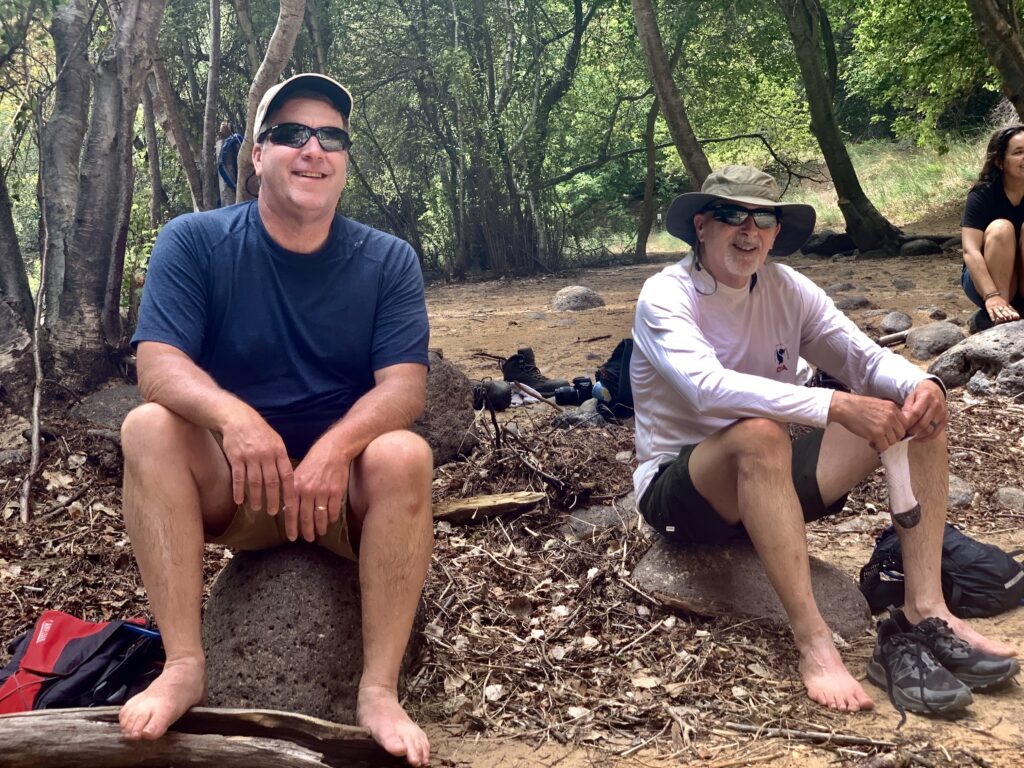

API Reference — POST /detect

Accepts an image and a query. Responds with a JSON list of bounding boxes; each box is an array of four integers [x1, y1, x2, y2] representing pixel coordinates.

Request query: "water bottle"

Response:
[[592, 381, 612, 402]]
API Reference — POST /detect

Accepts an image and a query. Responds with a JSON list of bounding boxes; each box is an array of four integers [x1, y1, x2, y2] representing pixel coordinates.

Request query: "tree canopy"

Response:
[[2, 0, 1024, 394]]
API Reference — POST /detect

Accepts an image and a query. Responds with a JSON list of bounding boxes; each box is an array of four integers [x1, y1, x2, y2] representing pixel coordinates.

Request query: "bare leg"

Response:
[[982, 221, 1021, 323], [348, 431, 434, 766], [119, 404, 236, 740], [900, 433, 1016, 657], [689, 419, 874, 712]]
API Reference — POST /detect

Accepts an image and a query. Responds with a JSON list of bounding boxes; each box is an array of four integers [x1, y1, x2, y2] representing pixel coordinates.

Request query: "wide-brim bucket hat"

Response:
[[254, 73, 354, 138], [665, 165, 816, 256]]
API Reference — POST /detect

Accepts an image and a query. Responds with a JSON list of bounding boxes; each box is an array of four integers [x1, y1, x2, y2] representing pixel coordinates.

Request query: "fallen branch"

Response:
[[877, 330, 909, 347], [723, 721, 896, 748], [0, 706, 404, 768]]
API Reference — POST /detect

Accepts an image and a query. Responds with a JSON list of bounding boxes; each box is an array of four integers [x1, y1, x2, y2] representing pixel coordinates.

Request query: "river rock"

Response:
[[631, 538, 871, 641], [928, 323, 1024, 394], [880, 311, 912, 334], [826, 282, 856, 295], [835, 296, 873, 311], [940, 237, 962, 251], [948, 474, 974, 510], [552, 285, 606, 311], [993, 487, 1024, 514], [905, 322, 965, 360]]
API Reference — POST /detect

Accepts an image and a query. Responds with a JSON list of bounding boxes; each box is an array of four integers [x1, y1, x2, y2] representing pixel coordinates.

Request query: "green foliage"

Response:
[[785, 136, 984, 227], [838, 0, 1002, 145]]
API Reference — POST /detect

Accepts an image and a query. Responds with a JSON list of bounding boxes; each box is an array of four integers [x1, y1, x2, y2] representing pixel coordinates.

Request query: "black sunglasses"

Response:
[[258, 123, 352, 152], [707, 204, 779, 229]]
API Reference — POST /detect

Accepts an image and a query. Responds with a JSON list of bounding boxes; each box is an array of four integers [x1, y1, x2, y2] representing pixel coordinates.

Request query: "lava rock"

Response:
[[412, 350, 477, 465], [928, 323, 1024, 395], [204, 544, 422, 723]]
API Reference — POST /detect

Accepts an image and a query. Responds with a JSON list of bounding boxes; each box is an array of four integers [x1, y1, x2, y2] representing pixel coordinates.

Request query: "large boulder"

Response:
[[802, 230, 855, 257], [411, 349, 476, 465], [203, 544, 422, 722], [927, 323, 1024, 395], [631, 539, 871, 642], [900, 238, 942, 256], [905, 321, 965, 360], [552, 285, 606, 311]]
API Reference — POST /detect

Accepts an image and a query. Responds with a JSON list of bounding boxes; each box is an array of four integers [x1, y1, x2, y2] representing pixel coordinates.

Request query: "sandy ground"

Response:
[[423, 242, 1024, 767]]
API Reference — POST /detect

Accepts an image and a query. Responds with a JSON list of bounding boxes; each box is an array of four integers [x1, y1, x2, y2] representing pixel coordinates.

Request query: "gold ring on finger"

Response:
[[315, 505, 328, 512]]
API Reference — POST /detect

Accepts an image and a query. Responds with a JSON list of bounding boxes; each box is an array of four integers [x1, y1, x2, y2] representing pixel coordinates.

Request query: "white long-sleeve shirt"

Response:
[[632, 255, 932, 501]]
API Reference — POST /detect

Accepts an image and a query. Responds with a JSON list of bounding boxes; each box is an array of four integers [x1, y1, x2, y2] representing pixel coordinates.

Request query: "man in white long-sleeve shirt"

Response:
[[633, 166, 1015, 713]]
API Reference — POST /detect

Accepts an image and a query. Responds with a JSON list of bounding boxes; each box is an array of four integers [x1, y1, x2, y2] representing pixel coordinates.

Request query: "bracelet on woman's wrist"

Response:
[[983, 290, 1002, 300]]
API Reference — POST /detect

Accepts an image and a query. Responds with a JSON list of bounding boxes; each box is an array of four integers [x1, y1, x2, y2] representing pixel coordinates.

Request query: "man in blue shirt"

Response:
[[119, 73, 433, 766]]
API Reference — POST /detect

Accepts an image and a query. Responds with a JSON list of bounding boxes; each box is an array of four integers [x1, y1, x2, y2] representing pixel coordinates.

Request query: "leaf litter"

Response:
[[1, 391, 1022, 767]]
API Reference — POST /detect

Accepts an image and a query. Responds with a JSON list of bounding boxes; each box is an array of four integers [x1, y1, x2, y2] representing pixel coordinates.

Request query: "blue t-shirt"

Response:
[[132, 200, 430, 457]]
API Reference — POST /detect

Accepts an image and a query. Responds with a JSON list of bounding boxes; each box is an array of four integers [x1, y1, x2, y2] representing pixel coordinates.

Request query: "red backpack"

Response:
[[0, 610, 164, 713]]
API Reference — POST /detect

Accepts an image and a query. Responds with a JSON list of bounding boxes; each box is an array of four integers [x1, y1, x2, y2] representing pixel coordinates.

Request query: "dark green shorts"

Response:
[[638, 427, 847, 544]]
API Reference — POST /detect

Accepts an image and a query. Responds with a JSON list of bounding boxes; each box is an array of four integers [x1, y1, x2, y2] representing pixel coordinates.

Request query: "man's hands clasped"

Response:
[[220, 410, 348, 542], [828, 380, 946, 453]]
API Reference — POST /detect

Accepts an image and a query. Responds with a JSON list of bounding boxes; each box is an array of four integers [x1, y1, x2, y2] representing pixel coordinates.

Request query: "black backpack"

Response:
[[859, 524, 1024, 618], [595, 338, 634, 421]]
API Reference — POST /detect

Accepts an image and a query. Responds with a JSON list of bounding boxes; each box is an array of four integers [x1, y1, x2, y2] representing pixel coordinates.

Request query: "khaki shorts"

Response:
[[206, 434, 357, 561]]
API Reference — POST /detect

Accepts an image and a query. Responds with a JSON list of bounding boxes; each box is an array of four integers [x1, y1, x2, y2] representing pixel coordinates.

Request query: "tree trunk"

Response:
[[150, 53, 203, 210], [142, 78, 165, 227], [201, 0, 222, 210], [635, 96, 660, 264], [966, 0, 1024, 120], [0, 171, 33, 329], [305, 0, 328, 73], [40, 0, 92, 326], [631, 0, 710, 189], [776, 0, 901, 254], [50, 0, 169, 390], [236, 0, 307, 202], [229, 0, 261, 76]]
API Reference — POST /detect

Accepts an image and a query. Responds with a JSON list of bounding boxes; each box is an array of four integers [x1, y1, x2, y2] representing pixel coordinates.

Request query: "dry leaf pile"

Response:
[[1, 392, 1023, 766]]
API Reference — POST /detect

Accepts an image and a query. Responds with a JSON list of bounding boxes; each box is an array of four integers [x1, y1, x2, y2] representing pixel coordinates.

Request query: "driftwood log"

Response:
[[0, 707, 405, 767], [433, 490, 546, 523]]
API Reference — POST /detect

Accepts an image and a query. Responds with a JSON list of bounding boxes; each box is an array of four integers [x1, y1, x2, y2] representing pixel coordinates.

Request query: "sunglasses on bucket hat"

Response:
[[258, 122, 352, 152], [705, 204, 780, 229]]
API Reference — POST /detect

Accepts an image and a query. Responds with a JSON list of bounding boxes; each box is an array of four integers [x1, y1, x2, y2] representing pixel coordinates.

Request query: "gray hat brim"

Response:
[[665, 191, 816, 256]]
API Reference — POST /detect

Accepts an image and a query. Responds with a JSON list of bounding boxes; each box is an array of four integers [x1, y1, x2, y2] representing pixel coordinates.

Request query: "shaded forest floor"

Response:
[[3, 207, 1024, 767]]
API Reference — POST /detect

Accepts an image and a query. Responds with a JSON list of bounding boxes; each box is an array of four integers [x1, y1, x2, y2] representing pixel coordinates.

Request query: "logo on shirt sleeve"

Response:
[[774, 344, 789, 373]]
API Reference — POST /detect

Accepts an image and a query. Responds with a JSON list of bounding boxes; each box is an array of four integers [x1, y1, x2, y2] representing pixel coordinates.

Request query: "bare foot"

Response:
[[357, 684, 430, 766], [905, 607, 1017, 657], [119, 656, 207, 740], [797, 633, 875, 712]]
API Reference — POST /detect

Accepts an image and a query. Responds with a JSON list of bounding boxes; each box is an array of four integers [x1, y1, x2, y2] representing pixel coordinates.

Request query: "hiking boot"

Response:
[[501, 347, 569, 396], [968, 308, 993, 334], [472, 378, 512, 412], [890, 608, 1020, 691], [866, 617, 973, 724]]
